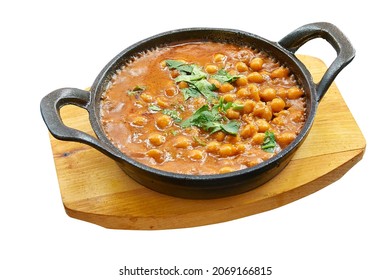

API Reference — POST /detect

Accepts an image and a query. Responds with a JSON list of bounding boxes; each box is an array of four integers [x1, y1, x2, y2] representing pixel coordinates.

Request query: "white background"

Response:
[[1, 0, 388, 279]]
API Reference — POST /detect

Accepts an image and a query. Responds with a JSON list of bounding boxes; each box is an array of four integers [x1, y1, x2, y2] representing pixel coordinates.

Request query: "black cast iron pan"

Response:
[[40, 22, 355, 199]]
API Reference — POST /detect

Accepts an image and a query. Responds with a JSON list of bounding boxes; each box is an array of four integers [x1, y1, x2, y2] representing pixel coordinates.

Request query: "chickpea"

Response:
[[213, 53, 226, 63], [236, 61, 248, 72], [277, 88, 288, 100], [247, 72, 264, 83], [287, 87, 304, 99], [140, 93, 153, 103], [170, 69, 180, 78], [236, 76, 248, 86], [132, 116, 147, 127], [249, 57, 264, 71], [206, 141, 220, 154], [277, 132, 296, 147], [270, 98, 286, 112], [192, 97, 206, 107], [219, 143, 236, 157], [276, 109, 289, 117], [240, 123, 257, 139], [225, 134, 241, 144], [223, 93, 235, 102], [272, 115, 287, 126], [243, 100, 256, 114], [213, 131, 226, 142], [184, 127, 200, 138], [148, 133, 165, 146], [205, 64, 219, 74], [178, 81, 188, 89], [251, 133, 266, 145], [188, 150, 203, 160], [228, 69, 239, 76], [219, 166, 235, 174], [236, 143, 246, 154], [256, 119, 270, 132], [260, 87, 277, 102], [146, 149, 164, 163], [219, 83, 234, 93], [271, 67, 289, 78], [247, 84, 260, 101], [226, 108, 240, 119], [259, 71, 270, 80], [236, 88, 250, 98], [209, 78, 221, 89], [160, 60, 167, 68], [156, 97, 169, 108], [253, 102, 266, 117], [262, 106, 273, 121], [173, 136, 192, 149], [156, 115, 171, 129], [165, 86, 177, 97]]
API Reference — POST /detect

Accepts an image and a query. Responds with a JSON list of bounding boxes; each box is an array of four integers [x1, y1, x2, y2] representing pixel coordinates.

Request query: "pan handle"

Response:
[[40, 88, 119, 159], [278, 22, 355, 102]]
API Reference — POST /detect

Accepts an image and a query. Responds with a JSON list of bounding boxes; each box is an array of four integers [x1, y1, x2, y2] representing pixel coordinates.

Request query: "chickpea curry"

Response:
[[100, 42, 306, 175]]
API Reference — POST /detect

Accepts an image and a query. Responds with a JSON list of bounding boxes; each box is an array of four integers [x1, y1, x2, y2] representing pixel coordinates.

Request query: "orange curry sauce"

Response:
[[100, 42, 306, 175]]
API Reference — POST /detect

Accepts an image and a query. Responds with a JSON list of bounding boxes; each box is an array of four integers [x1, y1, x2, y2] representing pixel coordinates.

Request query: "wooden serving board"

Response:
[[49, 55, 366, 230]]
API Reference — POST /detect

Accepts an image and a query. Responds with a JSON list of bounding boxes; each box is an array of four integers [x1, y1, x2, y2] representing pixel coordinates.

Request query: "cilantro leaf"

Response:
[[181, 87, 201, 100], [181, 105, 214, 129], [212, 69, 241, 84], [165, 60, 186, 69], [193, 79, 218, 101], [180, 104, 240, 135], [178, 77, 217, 102], [165, 60, 194, 74], [193, 136, 207, 146], [127, 85, 146, 96], [261, 131, 277, 152], [214, 97, 244, 113], [162, 109, 182, 123], [149, 104, 161, 112], [220, 120, 240, 135], [149, 104, 182, 123], [231, 102, 244, 111], [174, 65, 207, 83]]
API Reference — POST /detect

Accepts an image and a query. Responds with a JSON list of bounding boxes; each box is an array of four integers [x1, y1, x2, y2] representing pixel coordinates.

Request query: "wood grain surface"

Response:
[[48, 55, 366, 230]]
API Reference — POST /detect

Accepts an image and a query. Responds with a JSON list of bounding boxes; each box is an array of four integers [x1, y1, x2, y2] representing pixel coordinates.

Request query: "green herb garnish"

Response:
[[165, 60, 194, 74], [148, 104, 161, 112], [170, 130, 179, 136], [193, 136, 207, 146], [174, 64, 207, 83], [211, 69, 241, 84], [149, 104, 182, 123], [127, 85, 146, 96], [181, 102, 240, 135], [161, 109, 182, 123], [220, 121, 241, 135], [192, 79, 218, 101], [181, 87, 201, 100], [261, 131, 277, 152], [214, 97, 244, 113], [165, 60, 217, 101]]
